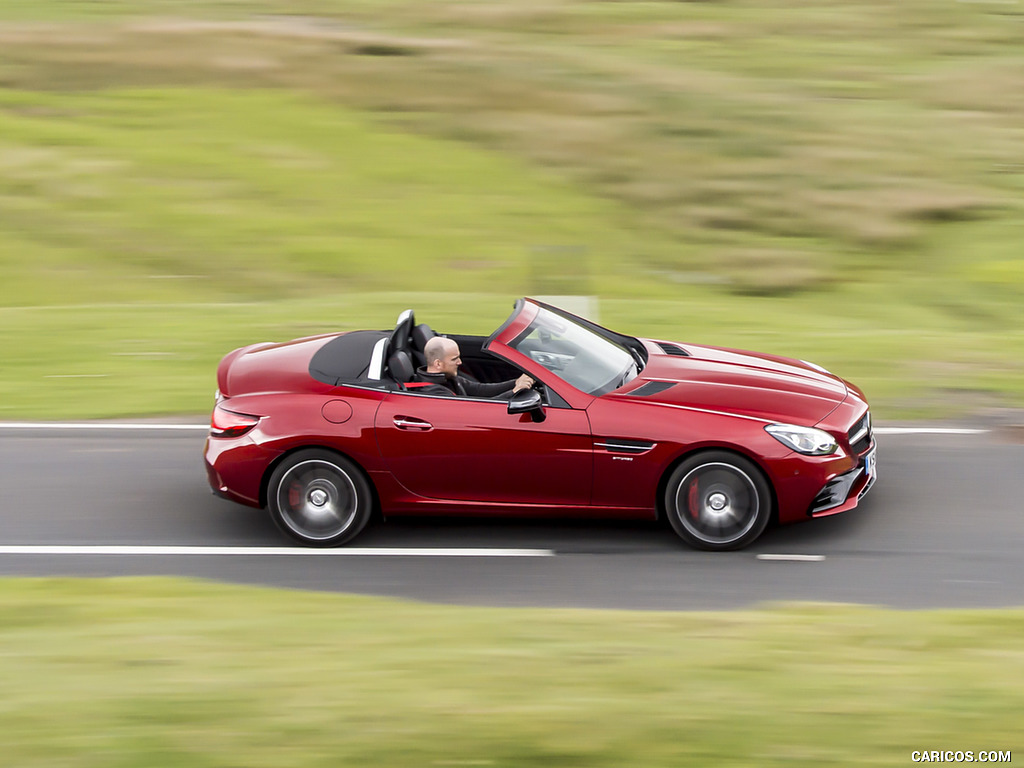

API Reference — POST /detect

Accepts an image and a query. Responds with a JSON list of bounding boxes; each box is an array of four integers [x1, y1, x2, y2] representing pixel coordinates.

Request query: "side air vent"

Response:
[[631, 380, 676, 397], [595, 439, 657, 455], [656, 342, 690, 357]]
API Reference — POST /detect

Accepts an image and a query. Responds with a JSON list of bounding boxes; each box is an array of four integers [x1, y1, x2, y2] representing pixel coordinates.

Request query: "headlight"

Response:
[[765, 424, 838, 456]]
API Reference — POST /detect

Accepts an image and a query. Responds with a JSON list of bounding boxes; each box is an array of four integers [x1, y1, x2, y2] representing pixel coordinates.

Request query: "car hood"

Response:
[[617, 340, 849, 425]]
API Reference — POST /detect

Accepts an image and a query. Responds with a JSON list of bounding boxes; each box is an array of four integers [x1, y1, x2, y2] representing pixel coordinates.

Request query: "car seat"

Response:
[[411, 323, 436, 368], [386, 349, 415, 389]]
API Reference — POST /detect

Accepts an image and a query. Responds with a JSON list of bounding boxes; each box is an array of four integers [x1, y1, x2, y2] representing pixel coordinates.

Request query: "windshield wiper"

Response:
[[617, 360, 640, 389], [628, 346, 645, 371]]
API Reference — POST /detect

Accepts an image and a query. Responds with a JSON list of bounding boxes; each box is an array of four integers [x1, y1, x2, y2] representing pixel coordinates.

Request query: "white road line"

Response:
[[756, 554, 826, 562], [0, 545, 555, 558], [874, 427, 988, 435], [0, 302, 260, 312]]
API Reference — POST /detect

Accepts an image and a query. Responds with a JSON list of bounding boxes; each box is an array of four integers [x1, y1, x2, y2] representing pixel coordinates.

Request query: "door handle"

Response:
[[393, 416, 433, 431]]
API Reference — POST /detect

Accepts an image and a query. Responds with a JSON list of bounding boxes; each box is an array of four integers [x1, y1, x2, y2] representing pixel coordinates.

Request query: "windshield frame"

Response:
[[504, 303, 646, 397]]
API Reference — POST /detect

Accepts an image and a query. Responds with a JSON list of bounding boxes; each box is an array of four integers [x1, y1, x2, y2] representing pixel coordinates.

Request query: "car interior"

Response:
[[384, 310, 530, 393]]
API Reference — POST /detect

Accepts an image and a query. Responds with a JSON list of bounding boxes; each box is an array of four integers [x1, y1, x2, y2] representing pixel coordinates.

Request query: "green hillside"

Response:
[[0, 0, 1021, 418]]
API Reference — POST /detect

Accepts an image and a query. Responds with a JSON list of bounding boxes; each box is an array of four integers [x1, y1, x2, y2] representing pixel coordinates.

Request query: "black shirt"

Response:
[[408, 368, 518, 400]]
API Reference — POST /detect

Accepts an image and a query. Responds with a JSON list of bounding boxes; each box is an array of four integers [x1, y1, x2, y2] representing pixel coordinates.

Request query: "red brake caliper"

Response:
[[688, 477, 701, 520], [288, 482, 303, 509]]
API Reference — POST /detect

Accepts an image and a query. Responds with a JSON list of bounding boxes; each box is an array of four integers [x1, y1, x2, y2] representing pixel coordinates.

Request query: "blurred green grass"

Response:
[[3, 291, 1022, 420], [2, 10, 1021, 762], [1, 577, 1022, 767], [0, 0, 1022, 419]]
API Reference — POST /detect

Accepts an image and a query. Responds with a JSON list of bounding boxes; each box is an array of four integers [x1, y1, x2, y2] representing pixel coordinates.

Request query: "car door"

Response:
[[374, 391, 592, 506]]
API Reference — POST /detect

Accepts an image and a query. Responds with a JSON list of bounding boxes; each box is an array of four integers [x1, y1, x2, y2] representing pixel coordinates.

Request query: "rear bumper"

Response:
[[203, 435, 281, 508]]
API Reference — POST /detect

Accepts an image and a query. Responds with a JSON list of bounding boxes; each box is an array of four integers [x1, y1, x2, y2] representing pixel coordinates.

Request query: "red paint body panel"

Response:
[[631, 342, 847, 425], [203, 298, 877, 542], [375, 394, 592, 507], [221, 335, 339, 399], [585, 395, 789, 514]]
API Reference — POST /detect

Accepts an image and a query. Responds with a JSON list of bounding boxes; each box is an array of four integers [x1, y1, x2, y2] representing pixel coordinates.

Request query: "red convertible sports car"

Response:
[[204, 298, 876, 550]]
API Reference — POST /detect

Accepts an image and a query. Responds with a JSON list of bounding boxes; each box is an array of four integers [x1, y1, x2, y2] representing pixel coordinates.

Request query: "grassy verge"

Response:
[[0, 88, 1018, 420], [3, 290, 1023, 421], [1, 577, 1021, 767], [2, 0, 1022, 296], [1, 2, 1022, 419]]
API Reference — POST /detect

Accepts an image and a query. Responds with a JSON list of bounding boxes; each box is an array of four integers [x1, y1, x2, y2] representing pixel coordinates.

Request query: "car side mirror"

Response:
[[507, 388, 546, 423]]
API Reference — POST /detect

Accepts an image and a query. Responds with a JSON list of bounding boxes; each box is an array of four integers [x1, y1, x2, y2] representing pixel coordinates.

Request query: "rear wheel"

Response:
[[664, 451, 771, 551], [267, 450, 372, 546]]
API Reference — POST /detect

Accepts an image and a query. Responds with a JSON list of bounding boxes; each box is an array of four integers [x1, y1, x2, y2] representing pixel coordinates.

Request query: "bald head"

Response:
[[423, 336, 461, 378]]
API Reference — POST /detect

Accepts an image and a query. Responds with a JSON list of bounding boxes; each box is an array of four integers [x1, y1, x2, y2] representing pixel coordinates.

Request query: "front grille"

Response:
[[848, 411, 872, 454]]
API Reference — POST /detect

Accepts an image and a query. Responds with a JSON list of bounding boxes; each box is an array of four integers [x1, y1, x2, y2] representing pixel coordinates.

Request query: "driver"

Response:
[[408, 336, 534, 400]]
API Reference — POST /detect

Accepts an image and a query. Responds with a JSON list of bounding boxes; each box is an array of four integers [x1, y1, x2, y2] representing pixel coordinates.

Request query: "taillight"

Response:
[[210, 404, 260, 438]]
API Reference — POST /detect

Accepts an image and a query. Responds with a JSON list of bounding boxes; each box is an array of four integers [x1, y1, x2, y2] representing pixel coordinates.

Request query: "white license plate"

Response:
[[864, 447, 877, 481]]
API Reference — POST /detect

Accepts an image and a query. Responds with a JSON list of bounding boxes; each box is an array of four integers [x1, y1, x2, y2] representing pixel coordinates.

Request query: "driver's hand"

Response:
[[513, 374, 535, 393]]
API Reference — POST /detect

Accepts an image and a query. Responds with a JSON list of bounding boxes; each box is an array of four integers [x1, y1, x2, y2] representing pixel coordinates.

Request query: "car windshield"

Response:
[[509, 306, 639, 396]]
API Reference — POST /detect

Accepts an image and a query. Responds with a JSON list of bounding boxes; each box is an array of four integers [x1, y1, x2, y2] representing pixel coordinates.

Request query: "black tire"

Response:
[[267, 450, 372, 546], [664, 451, 772, 551]]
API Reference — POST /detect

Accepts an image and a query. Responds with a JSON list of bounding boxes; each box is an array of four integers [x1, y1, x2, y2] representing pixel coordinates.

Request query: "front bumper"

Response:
[[808, 443, 877, 517]]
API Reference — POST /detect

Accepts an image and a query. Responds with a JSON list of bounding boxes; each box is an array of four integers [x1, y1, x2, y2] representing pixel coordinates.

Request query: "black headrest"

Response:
[[389, 309, 415, 352], [387, 349, 415, 385], [412, 323, 436, 351]]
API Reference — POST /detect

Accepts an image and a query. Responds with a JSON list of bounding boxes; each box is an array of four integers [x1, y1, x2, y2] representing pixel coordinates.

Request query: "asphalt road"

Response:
[[1, 426, 1021, 610]]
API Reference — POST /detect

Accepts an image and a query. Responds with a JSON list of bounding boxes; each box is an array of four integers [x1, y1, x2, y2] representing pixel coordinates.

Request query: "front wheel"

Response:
[[267, 450, 372, 546], [664, 451, 772, 551]]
